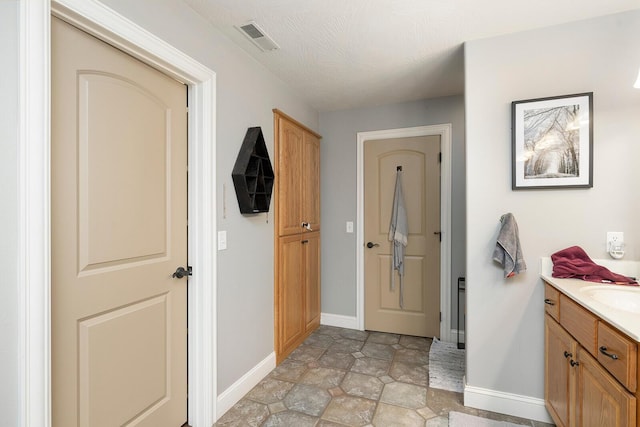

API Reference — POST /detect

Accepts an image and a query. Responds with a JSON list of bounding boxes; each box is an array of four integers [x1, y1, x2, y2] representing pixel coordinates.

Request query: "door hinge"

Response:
[[440, 312, 442, 322], [438, 152, 442, 163]]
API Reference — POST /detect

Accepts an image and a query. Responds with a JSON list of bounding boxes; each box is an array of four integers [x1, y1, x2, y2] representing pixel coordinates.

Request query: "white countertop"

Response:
[[540, 257, 640, 341]]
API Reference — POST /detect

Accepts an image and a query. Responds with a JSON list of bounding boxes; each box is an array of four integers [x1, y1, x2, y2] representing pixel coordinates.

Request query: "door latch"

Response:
[[172, 266, 192, 279]]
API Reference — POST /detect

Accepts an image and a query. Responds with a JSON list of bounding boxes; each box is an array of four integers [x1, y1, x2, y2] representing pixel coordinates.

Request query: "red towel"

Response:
[[551, 246, 638, 285]]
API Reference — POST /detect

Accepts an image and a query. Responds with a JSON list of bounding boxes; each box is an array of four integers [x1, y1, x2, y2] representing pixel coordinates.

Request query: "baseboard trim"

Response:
[[320, 312, 359, 330], [464, 385, 552, 423], [216, 351, 276, 421]]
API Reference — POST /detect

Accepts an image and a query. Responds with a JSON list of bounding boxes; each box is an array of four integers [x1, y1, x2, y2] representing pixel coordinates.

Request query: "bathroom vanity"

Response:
[[543, 272, 640, 427]]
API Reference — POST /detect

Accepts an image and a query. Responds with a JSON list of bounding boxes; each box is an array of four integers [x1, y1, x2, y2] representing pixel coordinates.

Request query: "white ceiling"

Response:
[[183, 0, 640, 112]]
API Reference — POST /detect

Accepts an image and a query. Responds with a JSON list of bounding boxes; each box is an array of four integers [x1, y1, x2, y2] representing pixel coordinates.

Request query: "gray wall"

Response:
[[0, 1, 20, 425], [465, 10, 640, 403], [318, 96, 466, 325], [98, 0, 319, 393]]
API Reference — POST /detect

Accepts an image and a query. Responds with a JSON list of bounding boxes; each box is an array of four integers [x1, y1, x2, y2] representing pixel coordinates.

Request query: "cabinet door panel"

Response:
[[576, 347, 636, 427], [277, 118, 303, 236], [304, 232, 321, 331], [545, 315, 575, 427], [278, 236, 305, 355], [302, 132, 320, 232]]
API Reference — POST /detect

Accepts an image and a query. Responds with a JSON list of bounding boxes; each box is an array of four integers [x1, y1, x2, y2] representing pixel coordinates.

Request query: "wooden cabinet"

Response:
[[273, 109, 321, 363], [544, 282, 638, 427]]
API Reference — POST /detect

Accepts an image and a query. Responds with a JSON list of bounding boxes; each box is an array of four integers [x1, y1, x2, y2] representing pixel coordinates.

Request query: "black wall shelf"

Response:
[[232, 127, 274, 214]]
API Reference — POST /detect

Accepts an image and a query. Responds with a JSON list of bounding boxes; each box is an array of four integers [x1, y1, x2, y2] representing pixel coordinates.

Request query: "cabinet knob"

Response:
[[544, 299, 555, 306], [563, 351, 572, 359], [599, 346, 619, 360], [570, 360, 580, 367], [301, 222, 313, 231]]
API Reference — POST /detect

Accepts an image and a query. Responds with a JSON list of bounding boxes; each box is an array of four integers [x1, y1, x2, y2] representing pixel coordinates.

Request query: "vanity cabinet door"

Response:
[[576, 347, 636, 427], [545, 314, 576, 427]]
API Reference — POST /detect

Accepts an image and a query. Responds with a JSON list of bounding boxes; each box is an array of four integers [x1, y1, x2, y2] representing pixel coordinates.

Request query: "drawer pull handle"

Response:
[[563, 351, 572, 359], [570, 360, 580, 367], [544, 299, 555, 306], [599, 346, 619, 360]]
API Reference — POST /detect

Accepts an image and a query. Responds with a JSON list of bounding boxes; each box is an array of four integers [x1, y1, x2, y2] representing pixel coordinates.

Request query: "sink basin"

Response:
[[581, 286, 640, 313]]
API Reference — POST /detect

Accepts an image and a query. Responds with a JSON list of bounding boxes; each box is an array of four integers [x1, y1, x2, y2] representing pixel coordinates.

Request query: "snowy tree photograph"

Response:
[[512, 93, 592, 189], [523, 104, 580, 179]]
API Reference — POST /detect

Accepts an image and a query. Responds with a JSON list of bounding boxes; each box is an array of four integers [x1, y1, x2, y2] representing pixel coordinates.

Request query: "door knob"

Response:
[[172, 266, 192, 279], [366, 242, 380, 248]]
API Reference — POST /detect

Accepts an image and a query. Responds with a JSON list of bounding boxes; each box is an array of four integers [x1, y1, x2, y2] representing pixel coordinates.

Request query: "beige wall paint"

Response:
[[465, 8, 640, 407]]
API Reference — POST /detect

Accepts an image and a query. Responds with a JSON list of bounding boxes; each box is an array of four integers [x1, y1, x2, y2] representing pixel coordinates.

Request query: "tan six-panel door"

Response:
[[52, 18, 188, 426], [364, 136, 441, 337]]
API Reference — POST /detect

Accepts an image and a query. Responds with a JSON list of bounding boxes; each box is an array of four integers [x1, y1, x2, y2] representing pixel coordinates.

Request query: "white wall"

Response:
[[319, 96, 466, 325], [464, 9, 640, 416], [0, 1, 20, 425]]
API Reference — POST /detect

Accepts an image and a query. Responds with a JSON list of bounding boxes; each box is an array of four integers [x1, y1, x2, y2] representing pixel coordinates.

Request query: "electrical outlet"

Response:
[[606, 231, 624, 252]]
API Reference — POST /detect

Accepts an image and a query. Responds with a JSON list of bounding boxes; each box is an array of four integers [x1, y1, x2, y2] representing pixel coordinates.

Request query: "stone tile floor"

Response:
[[215, 326, 553, 426]]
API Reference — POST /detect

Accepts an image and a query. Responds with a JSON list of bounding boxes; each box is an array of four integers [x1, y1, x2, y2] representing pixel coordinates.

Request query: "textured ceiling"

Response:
[[184, 0, 640, 112]]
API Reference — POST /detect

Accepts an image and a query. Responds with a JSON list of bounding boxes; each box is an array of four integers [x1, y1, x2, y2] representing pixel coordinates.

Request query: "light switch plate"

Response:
[[218, 230, 227, 250], [346, 221, 354, 233]]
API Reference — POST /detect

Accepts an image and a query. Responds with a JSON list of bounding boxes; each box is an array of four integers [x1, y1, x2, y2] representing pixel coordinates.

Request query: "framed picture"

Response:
[[512, 92, 593, 190]]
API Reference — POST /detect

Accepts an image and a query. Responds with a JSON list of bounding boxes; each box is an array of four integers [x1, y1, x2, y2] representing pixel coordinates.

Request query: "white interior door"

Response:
[[364, 136, 441, 337], [52, 17, 188, 426]]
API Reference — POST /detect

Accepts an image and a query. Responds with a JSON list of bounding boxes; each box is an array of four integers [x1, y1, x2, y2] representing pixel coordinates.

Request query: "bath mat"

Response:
[[428, 337, 465, 392], [448, 411, 527, 427]]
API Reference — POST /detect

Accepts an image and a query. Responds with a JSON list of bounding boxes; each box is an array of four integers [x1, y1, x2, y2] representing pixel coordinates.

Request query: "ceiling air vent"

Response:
[[236, 21, 280, 52]]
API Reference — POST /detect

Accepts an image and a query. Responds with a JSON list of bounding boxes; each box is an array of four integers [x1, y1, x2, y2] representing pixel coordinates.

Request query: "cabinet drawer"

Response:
[[560, 294, 597, 355], [597, 322, 638, 393], [544, 282, 560, 322]]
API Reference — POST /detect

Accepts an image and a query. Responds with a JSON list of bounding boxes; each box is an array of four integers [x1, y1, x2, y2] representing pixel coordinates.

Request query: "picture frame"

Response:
[[511, 92, 593, 190]]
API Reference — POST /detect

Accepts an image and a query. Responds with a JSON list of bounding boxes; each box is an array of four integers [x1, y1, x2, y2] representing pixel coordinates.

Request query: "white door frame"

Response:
[[356, 124, 452, 342], [18, 1, 217, 426]]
